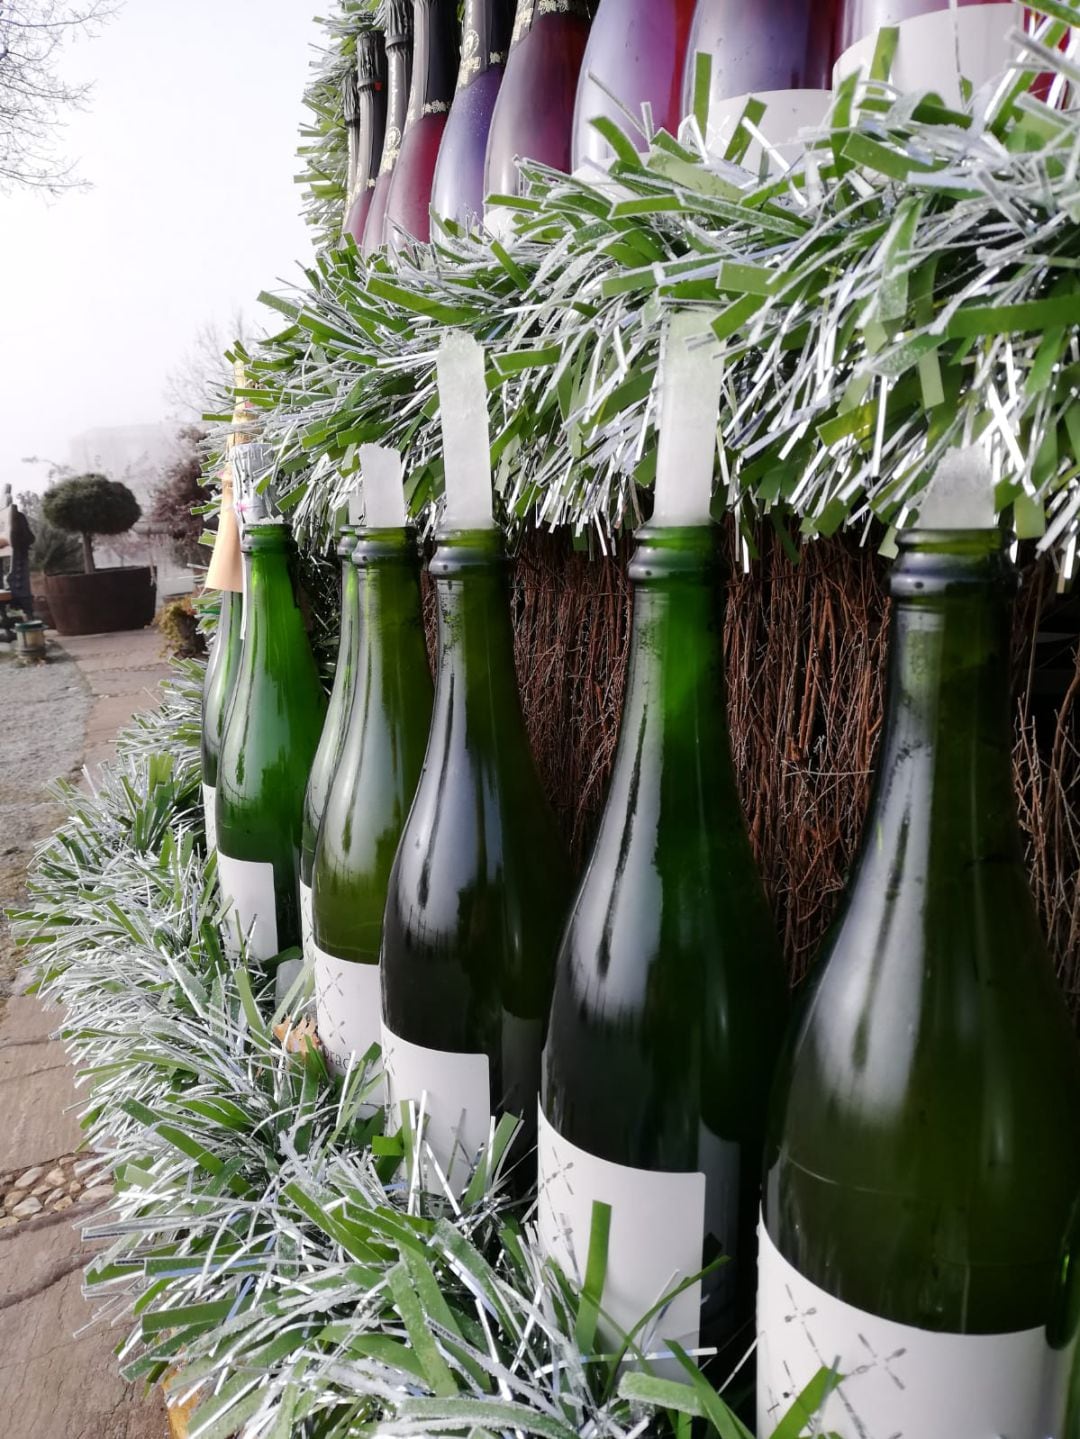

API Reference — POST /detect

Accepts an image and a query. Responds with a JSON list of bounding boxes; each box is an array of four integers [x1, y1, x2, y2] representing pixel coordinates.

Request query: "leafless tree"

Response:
[[163, 311, 250, 422], [0, 0, 117, 193]]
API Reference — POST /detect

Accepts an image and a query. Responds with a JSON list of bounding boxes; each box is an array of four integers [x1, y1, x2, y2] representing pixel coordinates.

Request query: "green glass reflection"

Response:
[[542, 524, 787, 1339], [300, 528, 361, 887], [765, 528, 1080, 1335], [312, 529, 433, 964], [381, 528, 573, 1163], [201, 588, 242, 791], [217, 523, 327, 954]]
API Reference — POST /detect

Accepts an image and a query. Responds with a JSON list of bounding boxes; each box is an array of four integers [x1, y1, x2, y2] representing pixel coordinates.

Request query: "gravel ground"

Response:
[[0, 646, 90, 997]]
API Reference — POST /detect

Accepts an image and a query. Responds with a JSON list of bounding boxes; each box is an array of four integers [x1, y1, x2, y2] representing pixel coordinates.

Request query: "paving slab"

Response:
[[0, 647, 91, 995], [0, 998, 85, 1179], [0, 629, 175, 1437], [0, 1209, 168, 1439], [61, 630, 172, 779]]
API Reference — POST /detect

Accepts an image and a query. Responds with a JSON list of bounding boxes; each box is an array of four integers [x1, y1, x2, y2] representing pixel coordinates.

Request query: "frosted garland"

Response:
[[258, 2, 1080, 578]]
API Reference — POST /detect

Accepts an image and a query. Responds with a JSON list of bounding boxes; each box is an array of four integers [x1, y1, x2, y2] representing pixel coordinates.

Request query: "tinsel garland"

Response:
[[237, 0, 1080, 577], [16, 667, 825, 1439], [297, 1, 382, 250]]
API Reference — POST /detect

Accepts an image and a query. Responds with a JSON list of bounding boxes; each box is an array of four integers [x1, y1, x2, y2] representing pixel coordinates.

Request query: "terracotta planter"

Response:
[[44, 567, 156, 637]]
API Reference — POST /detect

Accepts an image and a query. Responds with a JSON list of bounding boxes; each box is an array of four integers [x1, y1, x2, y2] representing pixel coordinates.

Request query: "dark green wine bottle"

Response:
[[759, 528, 1080, 1438], [298, 527, 360, 960], [216, 523, 327, 965], [201, 588, 242, 853], [380, 528, 572, 1194], [312, 528, 433, 1077], [539, 524, 786, 1365]]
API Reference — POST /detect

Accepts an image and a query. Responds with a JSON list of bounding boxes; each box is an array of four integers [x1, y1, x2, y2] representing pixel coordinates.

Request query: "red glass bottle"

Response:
[[384, 0, 460, 249], [362, 2, 414, 258], [484, 0, 594, 221], [681, 0, 836, 115], [431, 0, 515, 228], [572, 0, 696, 171], [343, 30, 388, 245]]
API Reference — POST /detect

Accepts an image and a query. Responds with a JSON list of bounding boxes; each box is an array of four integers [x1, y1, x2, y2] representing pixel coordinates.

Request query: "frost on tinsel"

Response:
[[239, 1, 1080, 576]]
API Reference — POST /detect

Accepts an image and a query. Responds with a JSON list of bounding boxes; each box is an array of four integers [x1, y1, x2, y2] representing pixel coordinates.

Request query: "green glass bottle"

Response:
[[759, 528, 1080, 1438], [298, 527, 360, 961], [201, 588, 242, 853], [380, 528, 572, 1194], [539, 524, 786, 1367], [216, 523, 327, 965], [311, 528, 433, 1077]]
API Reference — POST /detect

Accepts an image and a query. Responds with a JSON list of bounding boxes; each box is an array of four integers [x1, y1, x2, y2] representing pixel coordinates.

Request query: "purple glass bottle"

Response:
[[431, 0, 515, 228], [362, 1, 414, 258], [572, 0, 696, 170], [484, 0, 594, 228], [681, 0, 837, 115], [384, 0, 460, 249], [343, 30, 388, 245]]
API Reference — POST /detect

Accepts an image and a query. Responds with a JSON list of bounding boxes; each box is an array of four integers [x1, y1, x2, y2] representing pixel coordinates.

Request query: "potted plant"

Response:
[[17, 490, 82, 628], [42, 475, 156, 636]]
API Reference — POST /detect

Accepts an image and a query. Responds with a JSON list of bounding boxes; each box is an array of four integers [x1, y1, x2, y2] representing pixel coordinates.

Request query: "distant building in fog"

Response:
[[68, 424, 180, 507]]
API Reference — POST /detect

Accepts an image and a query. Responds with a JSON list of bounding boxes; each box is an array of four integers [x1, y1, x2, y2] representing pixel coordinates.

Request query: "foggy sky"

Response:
[[1, 1, 322, 494]]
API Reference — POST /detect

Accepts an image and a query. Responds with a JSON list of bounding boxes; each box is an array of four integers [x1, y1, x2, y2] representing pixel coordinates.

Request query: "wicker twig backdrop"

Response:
[[479, 533, 1079, 1011]]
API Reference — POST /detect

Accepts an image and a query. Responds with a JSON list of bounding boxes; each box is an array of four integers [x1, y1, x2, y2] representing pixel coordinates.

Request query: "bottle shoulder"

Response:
[[772, 882, 1080, 1205]]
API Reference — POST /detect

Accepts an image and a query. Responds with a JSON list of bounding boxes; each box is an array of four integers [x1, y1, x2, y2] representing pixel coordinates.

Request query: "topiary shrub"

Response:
[[18, 492, 82, 576], [42, 474, 142, 574]]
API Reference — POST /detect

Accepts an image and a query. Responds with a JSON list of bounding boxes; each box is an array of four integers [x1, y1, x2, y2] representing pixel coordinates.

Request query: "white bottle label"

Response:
[[381, 1021, 490, 1198], [314, 944, 383, 1083], [757, 1218, 1068, 1438], [834, 4, 1016, 109], [538, 1106, 741, 1372], [299, 880, 314, 962], [216, 853, 279, 961], [202, 783, 218, 853], [686, 88, 833, 172]]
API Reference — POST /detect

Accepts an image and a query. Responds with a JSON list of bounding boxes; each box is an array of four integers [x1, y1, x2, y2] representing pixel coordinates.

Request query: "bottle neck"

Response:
[[866, 531, 1021, 881], [218, 587, 242, 645], [429, 533, 523, 751], [615, 527, 733, 780], [460, 0, 515, 85], [510, 0, 592, 51], [406, 0, 459, 131], [345, 117, 362, 206], [241, 529, 303, 660], [380, 39, 415, 175], [352, 81, 388, 203], [353, 531, 425, 641], [340, 549, 361, 645]]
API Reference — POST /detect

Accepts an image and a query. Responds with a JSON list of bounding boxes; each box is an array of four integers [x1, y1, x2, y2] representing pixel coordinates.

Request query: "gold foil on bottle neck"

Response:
[[204, 463, 244, 593], [226, 360, 256, 456]]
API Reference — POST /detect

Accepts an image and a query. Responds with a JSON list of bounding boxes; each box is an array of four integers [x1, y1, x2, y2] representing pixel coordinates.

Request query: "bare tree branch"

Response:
[[163, 311, 250, 422], [0, 0, 118, 193]]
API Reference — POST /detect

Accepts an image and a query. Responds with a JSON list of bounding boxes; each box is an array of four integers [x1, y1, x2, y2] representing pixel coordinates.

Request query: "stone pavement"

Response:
[[0, 627, 172, 1435], [62, 631, 174, 779]]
